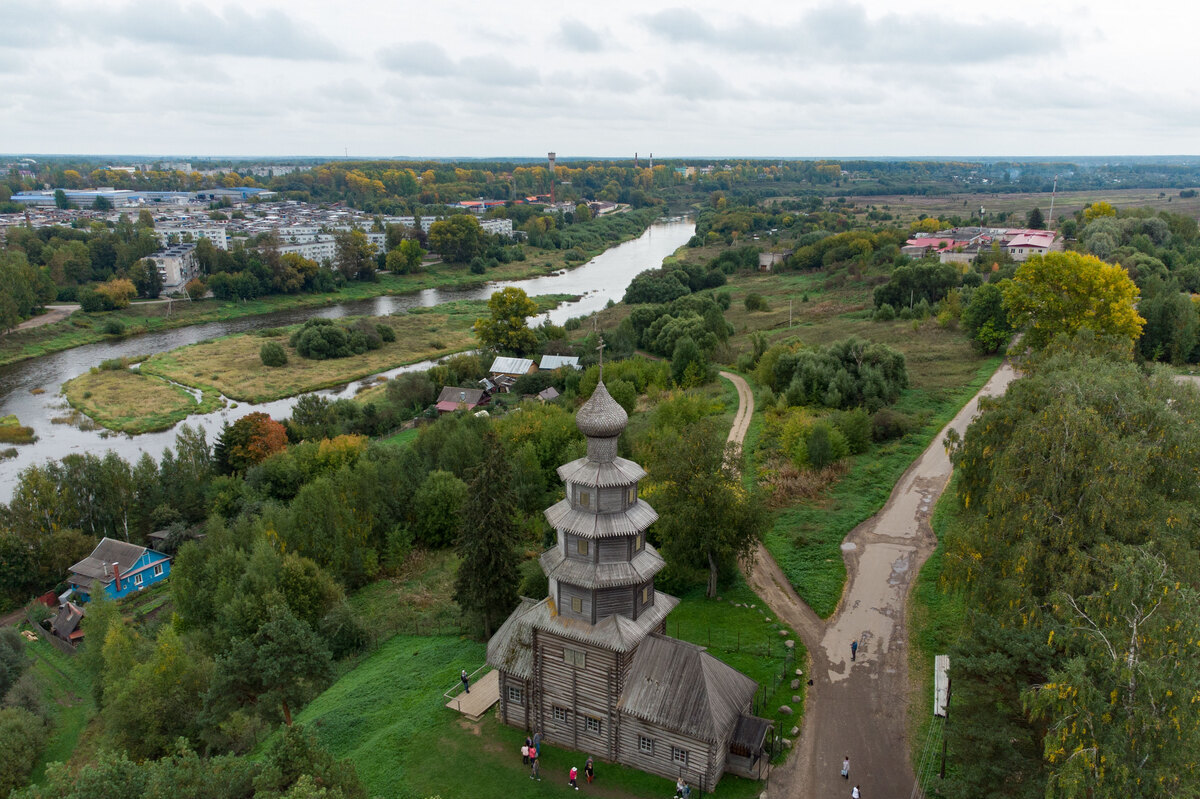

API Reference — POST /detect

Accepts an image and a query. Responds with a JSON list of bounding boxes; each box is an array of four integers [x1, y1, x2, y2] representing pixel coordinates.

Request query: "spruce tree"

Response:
[[454, 430, 520, 637]]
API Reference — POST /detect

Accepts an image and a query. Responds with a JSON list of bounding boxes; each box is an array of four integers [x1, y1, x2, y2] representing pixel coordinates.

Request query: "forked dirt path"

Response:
[[721, 364, 1016, 798]]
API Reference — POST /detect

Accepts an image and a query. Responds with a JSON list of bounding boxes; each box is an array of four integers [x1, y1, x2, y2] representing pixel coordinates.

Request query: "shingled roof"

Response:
[[618, 634, 758, 743], [539, 544, 665, 589], [69, 538, 148, 583], [544, 497, 658, 538], [487, 597, 541, 679], [526, 593, 679, 653]]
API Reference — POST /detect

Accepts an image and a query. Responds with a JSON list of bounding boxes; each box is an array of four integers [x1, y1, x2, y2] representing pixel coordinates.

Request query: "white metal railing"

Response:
[[442, 664, 489, 710]]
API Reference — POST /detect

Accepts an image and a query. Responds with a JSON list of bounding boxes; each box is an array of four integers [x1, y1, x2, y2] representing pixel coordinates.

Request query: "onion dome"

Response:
[[576, 380, 628, 439]]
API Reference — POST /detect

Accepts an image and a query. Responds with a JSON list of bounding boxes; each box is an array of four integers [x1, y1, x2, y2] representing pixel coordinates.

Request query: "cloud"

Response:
[[642, 4, 1061, 65], [317, 79, 375, 106], [0, 0, 61, 48], [559, 19, 605, 53], [378, 41, 456, 77], [378, 45, 539, 89], [642, 8, 718, 45], [459, 55, 540, 88], [662, 63, 739, 102], [86, 1, 345, 61]]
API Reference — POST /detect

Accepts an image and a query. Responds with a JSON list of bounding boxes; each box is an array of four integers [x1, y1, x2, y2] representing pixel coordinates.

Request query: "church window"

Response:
[[642, 585, 651, 604], [672, 747, 689, 766], [578, 490, 591, 508], [634, 533, 644, 552], [627, 485, 636, 504], [639, 736, 654, 755], [553, 706, 569, 723], [564, 648, 586, 668], [508, 686, 523, 704], [585, 716, 602, 735], [571, 596, 583, 613], [576, 539, 589, 556]]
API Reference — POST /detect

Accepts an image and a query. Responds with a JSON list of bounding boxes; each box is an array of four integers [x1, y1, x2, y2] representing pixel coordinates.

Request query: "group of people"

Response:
[[520, 734, 594, 788], [673, 777, 691, 798]]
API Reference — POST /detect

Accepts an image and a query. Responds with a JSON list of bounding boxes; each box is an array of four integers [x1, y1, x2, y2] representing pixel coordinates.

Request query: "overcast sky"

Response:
[[2, 0, 1197, 159]]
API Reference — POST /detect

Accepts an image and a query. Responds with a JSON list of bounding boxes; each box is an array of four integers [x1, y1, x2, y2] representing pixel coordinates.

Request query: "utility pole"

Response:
[[1047, 174, 1058, 228]]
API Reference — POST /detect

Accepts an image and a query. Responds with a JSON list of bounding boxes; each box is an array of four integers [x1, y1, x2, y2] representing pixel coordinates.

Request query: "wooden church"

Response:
[[487, 379, 772, 791]]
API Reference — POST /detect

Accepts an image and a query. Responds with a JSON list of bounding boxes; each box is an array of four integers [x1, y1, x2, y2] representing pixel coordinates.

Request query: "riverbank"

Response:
[[0, 211, 660, 369], [63, 296, 567, 433]]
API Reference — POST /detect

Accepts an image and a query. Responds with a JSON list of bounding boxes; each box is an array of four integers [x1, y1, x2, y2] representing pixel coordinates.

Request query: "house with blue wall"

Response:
[[68, 538, 172, 601]]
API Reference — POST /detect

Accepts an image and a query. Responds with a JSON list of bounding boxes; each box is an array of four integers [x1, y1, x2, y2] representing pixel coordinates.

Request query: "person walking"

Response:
[[851, 784, 861, 798], [674, 777, 685, 797], [460, 669, 470, 693], [569, 766, 579, 790], [523, 736, 532, 765], [530, 751, 541, 781], [850, 640, 858, 662], [841, 756, 850, 779], [681, 781, 691, 799], [585, 757, 594, 784]]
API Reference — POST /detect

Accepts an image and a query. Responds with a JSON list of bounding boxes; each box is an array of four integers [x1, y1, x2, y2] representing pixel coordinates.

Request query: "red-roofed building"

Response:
[[902, 237, 956, 259], [1004, 231, 1058, 261]]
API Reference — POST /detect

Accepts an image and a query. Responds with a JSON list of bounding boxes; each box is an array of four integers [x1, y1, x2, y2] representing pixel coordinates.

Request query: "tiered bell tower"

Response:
[[542, 378, 667, 625]]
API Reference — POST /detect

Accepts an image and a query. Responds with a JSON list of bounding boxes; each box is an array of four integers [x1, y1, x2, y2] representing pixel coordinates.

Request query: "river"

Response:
[[0, 218, 694, 500]]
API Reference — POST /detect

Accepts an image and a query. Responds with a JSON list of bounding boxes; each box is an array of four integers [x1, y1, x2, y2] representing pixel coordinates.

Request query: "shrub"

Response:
[[744, 293, 769, 312], [806, 421, 849, 469], [100, 318, 126, 336], [871, 407, 912, 441], [260, 341, 288, 367], [874, 303, 896, 321], [833, 407, 872, 454], [376, 324, 396, 342], [78, 288, 108, 313]]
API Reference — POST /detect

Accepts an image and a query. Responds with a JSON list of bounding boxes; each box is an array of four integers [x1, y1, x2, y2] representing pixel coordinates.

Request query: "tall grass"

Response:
[[764, 357, 1000, 617]]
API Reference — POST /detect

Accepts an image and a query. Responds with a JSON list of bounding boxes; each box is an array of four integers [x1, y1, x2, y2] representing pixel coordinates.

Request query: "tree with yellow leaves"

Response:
[[473, 286, 538, 355], [1003, 251, 1145, 350]]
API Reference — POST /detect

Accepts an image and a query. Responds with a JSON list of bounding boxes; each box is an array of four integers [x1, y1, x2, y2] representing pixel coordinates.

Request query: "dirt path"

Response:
[[10, 304, 79, 332], [721, 364, 1016, 798]]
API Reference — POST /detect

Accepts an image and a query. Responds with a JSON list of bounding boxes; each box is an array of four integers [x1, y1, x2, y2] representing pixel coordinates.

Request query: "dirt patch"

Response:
[[457, 719, 482, 735]]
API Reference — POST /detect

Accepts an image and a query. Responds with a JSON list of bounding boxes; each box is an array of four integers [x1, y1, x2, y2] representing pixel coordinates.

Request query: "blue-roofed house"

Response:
[[68, 538, 172, 601]]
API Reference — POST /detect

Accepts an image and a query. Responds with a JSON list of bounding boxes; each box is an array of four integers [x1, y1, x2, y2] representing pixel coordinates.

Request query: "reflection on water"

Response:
[[0, 218, 694, 500]]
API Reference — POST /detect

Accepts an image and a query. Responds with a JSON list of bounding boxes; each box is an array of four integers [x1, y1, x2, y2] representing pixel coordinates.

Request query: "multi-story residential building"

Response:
[[149, 243, 199, 291], [156, 227, 229, 250]]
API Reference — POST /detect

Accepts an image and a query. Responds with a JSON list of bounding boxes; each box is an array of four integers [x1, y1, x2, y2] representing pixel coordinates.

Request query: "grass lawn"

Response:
[[62, 369, 222, 434], [21, 629, 97, 784], [378, 427, 419, 448]]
